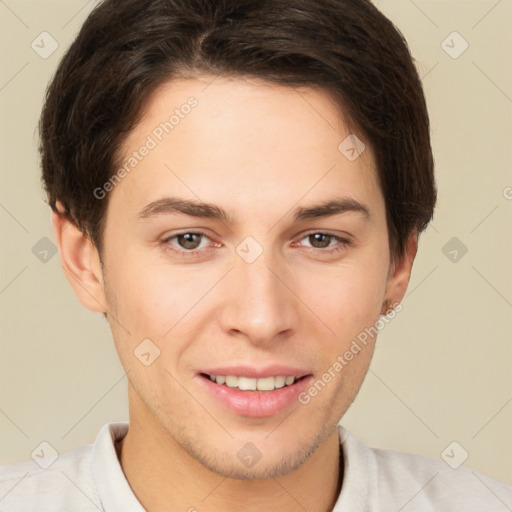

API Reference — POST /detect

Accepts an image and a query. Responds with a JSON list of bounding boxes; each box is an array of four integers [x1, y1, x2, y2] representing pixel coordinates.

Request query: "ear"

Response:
[[381, 232, 418, 315], [52, 201, 107, 313]]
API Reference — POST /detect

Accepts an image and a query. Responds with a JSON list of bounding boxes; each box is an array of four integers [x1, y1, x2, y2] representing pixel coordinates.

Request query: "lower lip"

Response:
[[197, 374, 314, 417]]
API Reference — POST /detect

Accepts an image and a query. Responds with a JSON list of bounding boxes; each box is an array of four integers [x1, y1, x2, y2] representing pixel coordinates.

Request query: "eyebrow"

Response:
[[136, 195, 371, 223]]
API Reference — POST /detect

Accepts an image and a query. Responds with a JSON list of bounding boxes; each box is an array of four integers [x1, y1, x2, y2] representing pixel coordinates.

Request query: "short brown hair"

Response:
[[40, 0, 436, 263]]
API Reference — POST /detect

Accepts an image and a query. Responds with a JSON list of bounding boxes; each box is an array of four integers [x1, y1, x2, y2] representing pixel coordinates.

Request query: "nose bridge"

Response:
[[220, 239, 298, 343]]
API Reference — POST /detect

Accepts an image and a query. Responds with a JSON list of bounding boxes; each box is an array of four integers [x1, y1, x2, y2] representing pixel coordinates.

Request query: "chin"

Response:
[[176, 423, 325, 480]]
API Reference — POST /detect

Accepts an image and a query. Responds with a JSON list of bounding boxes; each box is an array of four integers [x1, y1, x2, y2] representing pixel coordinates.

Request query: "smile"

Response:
[[202, 373, 307, 392], [198, 373, 314, 417]]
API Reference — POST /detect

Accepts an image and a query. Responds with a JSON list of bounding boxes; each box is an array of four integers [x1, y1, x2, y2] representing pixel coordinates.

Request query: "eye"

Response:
[[162, 231, 213, 255], [295, 232, 352, 252]]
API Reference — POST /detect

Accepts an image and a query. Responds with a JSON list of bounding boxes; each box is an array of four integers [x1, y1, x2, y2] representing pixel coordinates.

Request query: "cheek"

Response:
[[107, 252, 224, 347], [301, 258, 388, 339]]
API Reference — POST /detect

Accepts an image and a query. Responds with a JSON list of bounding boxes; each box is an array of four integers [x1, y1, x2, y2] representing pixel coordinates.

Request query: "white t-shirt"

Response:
[[1, 422, 510, 511]]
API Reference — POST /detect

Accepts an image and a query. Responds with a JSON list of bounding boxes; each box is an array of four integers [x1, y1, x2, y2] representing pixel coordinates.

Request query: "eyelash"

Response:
[[160, 231, 352, 257]]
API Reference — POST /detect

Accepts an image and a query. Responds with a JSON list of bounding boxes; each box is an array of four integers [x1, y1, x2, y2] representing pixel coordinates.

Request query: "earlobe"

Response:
[[52, 201, 107, 313], [382, 233, 418, 313]]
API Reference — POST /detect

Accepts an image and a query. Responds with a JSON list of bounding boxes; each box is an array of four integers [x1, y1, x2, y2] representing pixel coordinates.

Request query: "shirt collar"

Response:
[[92, 422, 146, 512]]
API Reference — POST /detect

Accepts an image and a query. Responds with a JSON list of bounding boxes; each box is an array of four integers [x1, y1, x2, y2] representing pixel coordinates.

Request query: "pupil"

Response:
[[311, 233, 330, 248], [179, 233, 201, 249]]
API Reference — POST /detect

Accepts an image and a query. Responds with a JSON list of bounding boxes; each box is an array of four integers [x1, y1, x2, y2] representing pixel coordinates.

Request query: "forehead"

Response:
[[109, 75, 383, 224], [134, 74, 356, 153]]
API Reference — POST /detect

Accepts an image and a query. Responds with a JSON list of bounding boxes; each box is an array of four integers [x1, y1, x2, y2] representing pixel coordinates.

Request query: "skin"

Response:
[[52, 75, 417, 512]]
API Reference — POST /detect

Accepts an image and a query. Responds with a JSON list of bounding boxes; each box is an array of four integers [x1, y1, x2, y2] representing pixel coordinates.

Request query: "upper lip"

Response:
[[199, 365, 312, 379]]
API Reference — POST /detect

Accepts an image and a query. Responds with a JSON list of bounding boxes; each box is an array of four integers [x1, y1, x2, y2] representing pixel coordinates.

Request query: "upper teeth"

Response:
[[208, 375, 297, 391]]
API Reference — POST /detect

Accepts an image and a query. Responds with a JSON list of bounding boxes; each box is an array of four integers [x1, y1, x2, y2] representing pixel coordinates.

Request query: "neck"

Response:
[[116, 414, 343, 512]]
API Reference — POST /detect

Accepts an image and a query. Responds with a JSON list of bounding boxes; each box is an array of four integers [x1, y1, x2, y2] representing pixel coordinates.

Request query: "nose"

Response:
[[218, 247, 300, 346]]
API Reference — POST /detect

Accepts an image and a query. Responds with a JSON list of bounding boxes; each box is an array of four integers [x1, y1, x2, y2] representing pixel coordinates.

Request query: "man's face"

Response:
[[98, 75, 397, 479]]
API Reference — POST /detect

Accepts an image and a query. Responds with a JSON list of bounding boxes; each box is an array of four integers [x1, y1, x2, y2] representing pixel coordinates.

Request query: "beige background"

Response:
[[1, 0, 511, 487]]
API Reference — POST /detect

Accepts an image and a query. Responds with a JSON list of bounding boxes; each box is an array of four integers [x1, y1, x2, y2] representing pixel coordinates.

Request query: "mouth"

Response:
[[197, 371, 314, 417], [199, 373, 309, 392]]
